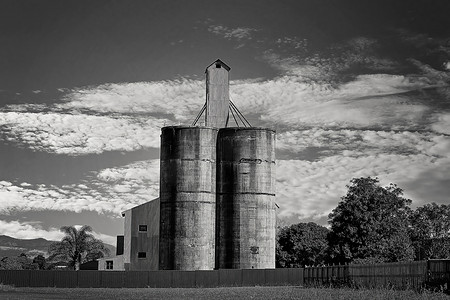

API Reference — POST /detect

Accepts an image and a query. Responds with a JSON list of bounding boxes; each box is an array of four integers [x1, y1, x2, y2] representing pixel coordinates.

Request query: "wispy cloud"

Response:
[[262, 36, 398, 82], [208, 25, 258, 41], [0, 219, 63, 241], [0, 160, 160, 216], [0, 112, 167, 155], [277, 152, 450, 221], [1, 70, 446, 158], [431, 113, 450, 135]]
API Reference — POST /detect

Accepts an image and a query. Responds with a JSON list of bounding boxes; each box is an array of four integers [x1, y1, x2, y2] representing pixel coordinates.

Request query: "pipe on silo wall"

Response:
[[216, 128, 276, 269], [159, 126, 218, 270]]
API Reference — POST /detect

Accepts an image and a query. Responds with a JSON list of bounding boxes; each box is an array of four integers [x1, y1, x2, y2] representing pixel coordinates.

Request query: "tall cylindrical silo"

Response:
[[216, 127, 276, 269], [159, 126, 217, 270]]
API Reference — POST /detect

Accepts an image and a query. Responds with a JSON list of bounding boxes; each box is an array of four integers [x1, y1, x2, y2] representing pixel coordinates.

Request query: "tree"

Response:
[[48, 225, 110, 270], [328, 177, 414, 264], [0, 253, 36, 270], [276, 222, 329, 268], [409, 203, 450, 260], [33, 254, 47, 270]]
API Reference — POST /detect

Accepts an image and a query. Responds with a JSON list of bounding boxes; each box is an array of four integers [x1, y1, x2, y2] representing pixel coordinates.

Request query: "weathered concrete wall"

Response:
[[98, 255, 124, 271], [206, 62, 229, 128], [123, 198, 160, 271], [159, 126, 217, 270], [216, 128, 276, 269]]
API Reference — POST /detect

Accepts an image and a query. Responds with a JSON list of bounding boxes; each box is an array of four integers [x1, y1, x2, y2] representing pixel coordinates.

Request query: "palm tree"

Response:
[[48, 225, 110, 270]]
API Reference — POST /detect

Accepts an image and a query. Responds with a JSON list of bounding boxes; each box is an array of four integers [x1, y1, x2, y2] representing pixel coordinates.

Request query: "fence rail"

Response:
[[0, 260, 448, 289]]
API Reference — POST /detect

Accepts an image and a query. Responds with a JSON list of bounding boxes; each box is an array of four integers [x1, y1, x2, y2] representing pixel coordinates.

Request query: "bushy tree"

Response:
[[0, 253, 36, 270], [48, 225, 110, 270], [328, 177, 414, 264], [276, 222, 329, 267], [410, 203, 450, 260], [33, 254, 47, 270]]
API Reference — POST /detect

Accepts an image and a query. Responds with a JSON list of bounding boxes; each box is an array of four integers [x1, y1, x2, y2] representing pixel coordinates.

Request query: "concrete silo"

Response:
[[159, 126, 218, 270], [216, 127, 276, 269], [159, 59, 276, 271]]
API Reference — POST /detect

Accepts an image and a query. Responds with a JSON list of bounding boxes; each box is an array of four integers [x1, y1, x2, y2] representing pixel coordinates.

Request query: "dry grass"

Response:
[[0, 286, 449, 300], [0, 283, 16, 292]]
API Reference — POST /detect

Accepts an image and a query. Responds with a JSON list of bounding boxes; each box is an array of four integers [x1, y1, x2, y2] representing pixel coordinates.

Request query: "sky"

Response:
[[0, 0, 449, 246]]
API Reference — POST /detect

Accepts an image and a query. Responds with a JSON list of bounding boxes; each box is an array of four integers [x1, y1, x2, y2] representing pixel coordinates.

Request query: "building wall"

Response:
[[123, 209, 132, 269], [123, 198, 160, 271], [98, 255, 124, 271]]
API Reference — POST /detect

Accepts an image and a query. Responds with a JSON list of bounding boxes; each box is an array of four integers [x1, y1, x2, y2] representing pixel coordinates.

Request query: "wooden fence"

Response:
[[349, 261, 427, 289], [0, 268, 303, 288], [303, 265, 349, 287], [303, 260, 450, 290], [0, 260, 448, 289]]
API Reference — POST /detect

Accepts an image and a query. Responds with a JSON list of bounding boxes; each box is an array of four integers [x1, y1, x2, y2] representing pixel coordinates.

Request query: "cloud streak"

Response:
[[0, 112, 167, 155], [0, 160, 160, 216]]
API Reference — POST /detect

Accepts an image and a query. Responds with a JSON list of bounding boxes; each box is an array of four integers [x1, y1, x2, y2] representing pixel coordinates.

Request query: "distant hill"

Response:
[[0, 235, 116, 259]]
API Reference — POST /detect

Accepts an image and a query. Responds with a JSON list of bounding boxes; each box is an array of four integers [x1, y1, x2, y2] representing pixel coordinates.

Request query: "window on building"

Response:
[[138, 224, 147, 232], [106, 260, 113, 270], [138, 252, 147, 259]]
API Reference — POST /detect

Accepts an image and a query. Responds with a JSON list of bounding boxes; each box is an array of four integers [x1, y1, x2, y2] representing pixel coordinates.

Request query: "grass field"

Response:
[[0, 285, 449, 300]]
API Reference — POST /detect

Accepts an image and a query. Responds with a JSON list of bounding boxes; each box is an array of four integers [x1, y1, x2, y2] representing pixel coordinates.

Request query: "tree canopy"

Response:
[[0, 253, 36, 270], [409, 203, 450, 260], [275, 178, 450, 267], [276, 222, 329, 267], [327, 177, 414, 264], [48, 225, 110, 270]]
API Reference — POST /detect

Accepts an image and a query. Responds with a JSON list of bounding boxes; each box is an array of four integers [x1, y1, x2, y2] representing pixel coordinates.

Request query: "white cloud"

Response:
[[0, 112, 167, 155], [0, 220, 63, 241], [431, 113, 450, 134], [444, 62, 450, 70], [0, 220, 116, 245], [276, 152, 450, 221], [277, 128, 448, 158], [61, 73, 435, 131], [60, 80, 204, 121], [0, 160, 160, 216], [231, 74, 431, 130]]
